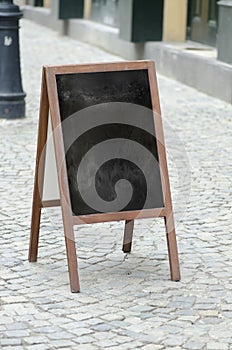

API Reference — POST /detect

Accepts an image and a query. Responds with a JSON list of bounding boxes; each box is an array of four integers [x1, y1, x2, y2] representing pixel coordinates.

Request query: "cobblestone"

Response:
[[0, 18, 232, 349], [0, 338, 23, 346]]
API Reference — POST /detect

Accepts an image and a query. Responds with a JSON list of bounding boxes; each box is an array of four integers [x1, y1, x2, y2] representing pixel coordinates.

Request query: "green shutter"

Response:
[[119, 0, 164, 42], [59, 0, 84, 20]]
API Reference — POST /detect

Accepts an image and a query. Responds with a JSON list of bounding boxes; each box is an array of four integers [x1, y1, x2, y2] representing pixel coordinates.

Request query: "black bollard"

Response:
[[0, 0, 26, 119]]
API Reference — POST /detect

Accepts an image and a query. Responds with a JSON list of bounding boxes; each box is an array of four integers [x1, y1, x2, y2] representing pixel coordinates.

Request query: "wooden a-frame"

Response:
[[29, 61, 180, 293]]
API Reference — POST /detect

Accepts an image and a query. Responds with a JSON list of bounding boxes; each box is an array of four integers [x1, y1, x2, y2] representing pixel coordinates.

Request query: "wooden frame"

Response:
[[29, 61, 180, 292]]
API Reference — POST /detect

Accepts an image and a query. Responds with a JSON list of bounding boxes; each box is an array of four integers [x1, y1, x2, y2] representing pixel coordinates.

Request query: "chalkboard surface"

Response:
[[56, 68, 164, 216]]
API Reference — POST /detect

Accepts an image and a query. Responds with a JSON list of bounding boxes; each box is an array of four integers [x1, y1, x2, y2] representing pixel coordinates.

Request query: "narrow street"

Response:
[[0, 19, 232, 350]]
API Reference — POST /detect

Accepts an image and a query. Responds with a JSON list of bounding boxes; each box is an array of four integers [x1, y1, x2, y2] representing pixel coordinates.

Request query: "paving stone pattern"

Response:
[[0, 19, 232, 350]]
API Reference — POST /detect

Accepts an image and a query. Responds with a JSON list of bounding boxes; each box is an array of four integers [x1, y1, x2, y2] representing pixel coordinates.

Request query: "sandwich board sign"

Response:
[[29, 60, 180, 292]]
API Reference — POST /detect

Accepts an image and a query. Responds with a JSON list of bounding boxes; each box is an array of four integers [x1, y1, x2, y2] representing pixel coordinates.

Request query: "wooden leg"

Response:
[[164, 214, 181, 282], [29, 68, 49, 263], [122, 220, 134, 253], [64, 225, 80, 293], [29, 201, 42, 262]]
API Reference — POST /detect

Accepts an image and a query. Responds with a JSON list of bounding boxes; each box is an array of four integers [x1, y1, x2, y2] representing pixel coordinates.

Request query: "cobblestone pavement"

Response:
[[0, 19, 232, 350]]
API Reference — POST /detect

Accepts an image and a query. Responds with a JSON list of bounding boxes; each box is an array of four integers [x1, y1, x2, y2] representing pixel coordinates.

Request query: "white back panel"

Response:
[[42, 116, 60, 201]]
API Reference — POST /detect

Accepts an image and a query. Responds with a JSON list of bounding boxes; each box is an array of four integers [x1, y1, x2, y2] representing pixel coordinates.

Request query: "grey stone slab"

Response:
[[5, 330, 30, 338], [0, 338, 22, 346]]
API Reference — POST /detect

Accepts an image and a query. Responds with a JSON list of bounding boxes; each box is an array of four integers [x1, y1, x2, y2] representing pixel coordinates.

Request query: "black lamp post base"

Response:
[[0, 99, 25, 119], [0, 0, 26, 119]]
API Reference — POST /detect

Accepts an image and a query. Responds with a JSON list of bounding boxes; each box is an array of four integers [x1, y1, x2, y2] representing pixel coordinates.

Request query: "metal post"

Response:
[[0, 0, 26, 119]]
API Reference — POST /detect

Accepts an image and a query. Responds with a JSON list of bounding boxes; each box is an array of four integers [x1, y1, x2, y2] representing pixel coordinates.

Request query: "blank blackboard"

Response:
[[55, 68, 164, 216], [29, 61, 181, 292]]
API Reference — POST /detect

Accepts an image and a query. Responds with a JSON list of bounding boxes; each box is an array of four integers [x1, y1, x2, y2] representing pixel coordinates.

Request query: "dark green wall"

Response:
[[59, 0, 84, 20], [119, 0, 164, 42]]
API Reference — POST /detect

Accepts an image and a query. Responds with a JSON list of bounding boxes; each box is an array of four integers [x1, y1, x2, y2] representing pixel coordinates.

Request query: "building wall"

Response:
[[44, 0, 51, 8], [163, 0, 187, 42]]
